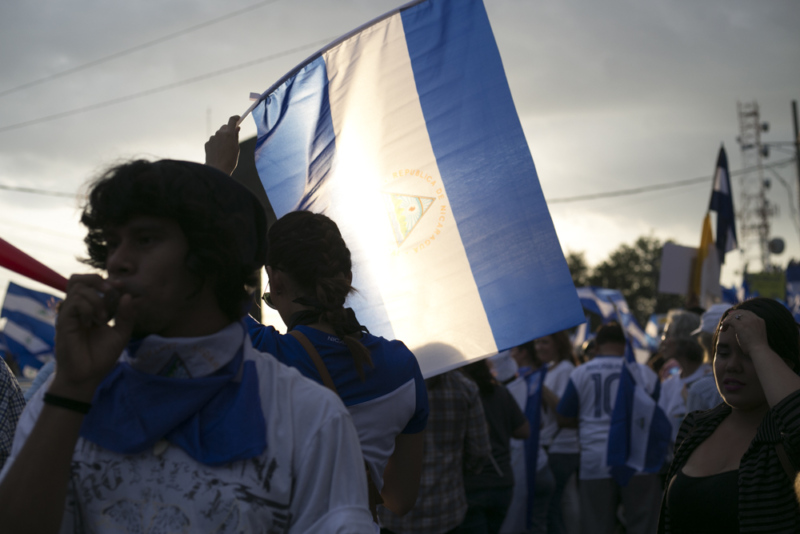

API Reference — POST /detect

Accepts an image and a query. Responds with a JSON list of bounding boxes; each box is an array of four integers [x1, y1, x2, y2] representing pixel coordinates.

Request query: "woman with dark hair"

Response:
[[248, 211, 428, 519], [460, 359, 529, 534], [537, 331, 580, 534], [207, 118, 429, 520], [658, 297, 800, 533]]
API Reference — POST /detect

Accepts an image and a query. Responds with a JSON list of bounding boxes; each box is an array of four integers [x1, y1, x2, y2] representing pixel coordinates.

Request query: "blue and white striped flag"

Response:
[[577, 287, 648, 359], [607, 312, 671, 486], [249, 0, 584, 376], [576, 287, 617, 321], [709, 146, 737, 264], [1, 282, 61, 372]]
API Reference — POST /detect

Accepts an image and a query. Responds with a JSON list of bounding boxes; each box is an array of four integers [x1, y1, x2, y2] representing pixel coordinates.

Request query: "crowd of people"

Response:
[[0, 116, 798, 533]]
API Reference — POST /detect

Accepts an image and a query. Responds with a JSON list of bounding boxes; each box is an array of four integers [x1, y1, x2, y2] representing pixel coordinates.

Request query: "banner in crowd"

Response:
[[0, 281, 61, 373], [745, 271, 786, 301], [247, 0, 584, 376]]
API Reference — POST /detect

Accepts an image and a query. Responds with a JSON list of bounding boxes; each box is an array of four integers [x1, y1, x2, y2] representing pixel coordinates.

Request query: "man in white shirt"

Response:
[[557, 323, 662, 534], [0, 159, 375, 533]]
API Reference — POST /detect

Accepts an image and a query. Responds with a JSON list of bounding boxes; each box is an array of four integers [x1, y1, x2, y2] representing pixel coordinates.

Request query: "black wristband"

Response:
[[43, 393, 92, 414]]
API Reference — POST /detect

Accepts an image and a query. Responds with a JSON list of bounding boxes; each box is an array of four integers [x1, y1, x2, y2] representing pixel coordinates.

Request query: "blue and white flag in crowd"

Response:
[[709, 146, 737, 264], [522, 366, 547, 529], [720, 285, 740, 305], [607, 320, 671, 486], [577, 287, 648, 360], [1, 281, 61, 372], [249, 0, 584, 376], [786, 261, 800, 323], [644, 313, 666, 351], [576, 287, 617, 321]]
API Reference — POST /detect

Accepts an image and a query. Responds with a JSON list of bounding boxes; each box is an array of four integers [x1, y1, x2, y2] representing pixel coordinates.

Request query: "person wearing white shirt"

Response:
[[537, 331, 580, 534], [557, 323, 662, 534], [0, 160, 374, 533], [684, 303, 731, 413]]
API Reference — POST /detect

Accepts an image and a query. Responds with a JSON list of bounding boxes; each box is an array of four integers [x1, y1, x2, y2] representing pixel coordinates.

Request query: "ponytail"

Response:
[[269, 211, 373, 379]]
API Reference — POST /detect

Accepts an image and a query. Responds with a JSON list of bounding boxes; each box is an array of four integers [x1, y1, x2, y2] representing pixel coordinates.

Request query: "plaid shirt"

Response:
[[0, 358, 25, 470], [379, 370, 491, 533]]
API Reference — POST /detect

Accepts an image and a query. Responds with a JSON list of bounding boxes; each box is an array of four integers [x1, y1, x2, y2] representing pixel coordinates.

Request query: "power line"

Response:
[[1, 155, 795, 206], [0, 183, 78, 198], [0, 38, 333, 134], [0, 0, 280, 98], [547, 157, 797, 204]]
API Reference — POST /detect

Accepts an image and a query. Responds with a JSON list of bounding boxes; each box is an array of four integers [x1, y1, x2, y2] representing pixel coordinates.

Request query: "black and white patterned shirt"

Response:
[[0, 358, 25, 470]]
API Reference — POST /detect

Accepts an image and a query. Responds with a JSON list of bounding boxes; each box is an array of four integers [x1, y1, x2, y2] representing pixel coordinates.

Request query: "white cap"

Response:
[[691, 303, 733, 336], [490, 350, 518, 382]]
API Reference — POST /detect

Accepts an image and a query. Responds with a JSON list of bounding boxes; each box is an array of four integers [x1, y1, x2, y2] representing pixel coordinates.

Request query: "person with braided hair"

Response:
[[206, 117, 429, 522]]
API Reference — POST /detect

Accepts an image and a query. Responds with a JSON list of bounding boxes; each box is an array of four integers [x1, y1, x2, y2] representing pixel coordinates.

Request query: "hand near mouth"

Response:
[[50, 274, 139, 403]]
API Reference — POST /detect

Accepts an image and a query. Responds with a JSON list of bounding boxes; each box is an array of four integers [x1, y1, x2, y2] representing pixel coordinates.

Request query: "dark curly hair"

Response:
[[267, 211, 372, 378], [81, 159, 267, 322]]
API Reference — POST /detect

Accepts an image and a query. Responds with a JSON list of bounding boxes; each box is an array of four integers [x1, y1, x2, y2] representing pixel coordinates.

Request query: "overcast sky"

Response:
[[0, 0, 798, 305]]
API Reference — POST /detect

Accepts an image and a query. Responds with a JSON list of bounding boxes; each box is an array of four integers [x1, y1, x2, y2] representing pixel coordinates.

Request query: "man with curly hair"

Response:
[[0, 159, 374, 533]]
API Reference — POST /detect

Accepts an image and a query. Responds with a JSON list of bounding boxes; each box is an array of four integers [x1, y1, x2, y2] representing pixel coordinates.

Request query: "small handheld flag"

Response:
[[606, 310, 671, 486], [247, 0, 584, 376], [1, 281, 62, 373]]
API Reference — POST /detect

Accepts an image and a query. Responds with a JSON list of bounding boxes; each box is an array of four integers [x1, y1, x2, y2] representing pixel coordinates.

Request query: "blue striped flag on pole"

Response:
[[606, 310, 671, 486], [709, 146, 737, 263], [247, 0, 584, 376], [522, 366, 547, 529], [1, 282, 61, 372]]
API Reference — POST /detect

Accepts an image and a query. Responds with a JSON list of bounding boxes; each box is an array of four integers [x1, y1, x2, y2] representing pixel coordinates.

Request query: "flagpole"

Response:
[[237, 0, 428, 125]]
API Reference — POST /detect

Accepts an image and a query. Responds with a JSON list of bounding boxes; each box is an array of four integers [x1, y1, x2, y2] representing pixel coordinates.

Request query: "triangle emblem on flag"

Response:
[[382, 192, 435, 246]]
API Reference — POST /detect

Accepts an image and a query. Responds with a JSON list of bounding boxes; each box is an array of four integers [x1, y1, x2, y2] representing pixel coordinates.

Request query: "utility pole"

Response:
[[793, 100, 800, 210]]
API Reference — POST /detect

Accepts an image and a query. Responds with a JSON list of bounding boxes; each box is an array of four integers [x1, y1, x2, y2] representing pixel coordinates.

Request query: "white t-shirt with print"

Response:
[[1, 323, 375, 533], [558, 356, 658, 480]]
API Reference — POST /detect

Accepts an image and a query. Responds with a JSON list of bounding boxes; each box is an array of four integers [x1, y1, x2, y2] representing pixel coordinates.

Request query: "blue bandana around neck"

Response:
[[80, 322, 266, 466]]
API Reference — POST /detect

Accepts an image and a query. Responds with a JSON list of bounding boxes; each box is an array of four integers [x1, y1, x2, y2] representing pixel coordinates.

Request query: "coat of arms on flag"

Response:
[[244, 0, 584, 375]]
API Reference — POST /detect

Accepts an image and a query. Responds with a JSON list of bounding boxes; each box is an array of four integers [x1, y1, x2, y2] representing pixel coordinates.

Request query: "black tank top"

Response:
[[667, 468, 740, 533]]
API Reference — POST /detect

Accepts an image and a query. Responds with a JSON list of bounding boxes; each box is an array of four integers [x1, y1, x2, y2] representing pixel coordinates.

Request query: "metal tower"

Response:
[[736, 101, 775, 270]]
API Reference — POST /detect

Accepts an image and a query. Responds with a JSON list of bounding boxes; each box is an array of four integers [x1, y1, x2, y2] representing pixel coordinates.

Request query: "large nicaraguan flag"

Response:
[[1, 281, 61, 372], [708, 146, 737, 264], [607, 318, 671, 486], [249, 0, 584, 376]]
